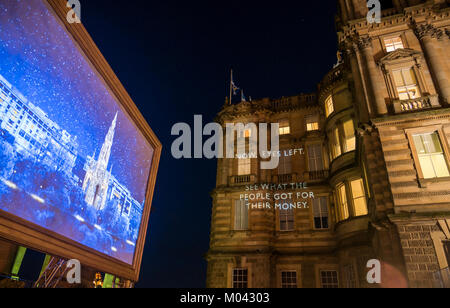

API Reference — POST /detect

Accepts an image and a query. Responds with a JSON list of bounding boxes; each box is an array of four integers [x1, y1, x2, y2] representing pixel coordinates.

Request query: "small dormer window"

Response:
[[384, 36, 404, 52]]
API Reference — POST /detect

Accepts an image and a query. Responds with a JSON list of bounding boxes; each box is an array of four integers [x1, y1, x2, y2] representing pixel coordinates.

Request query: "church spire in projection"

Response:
[[82, 113, 118, 211]]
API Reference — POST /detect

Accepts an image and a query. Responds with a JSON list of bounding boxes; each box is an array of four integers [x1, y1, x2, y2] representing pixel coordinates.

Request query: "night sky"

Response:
[[7, 1, 340, 287]]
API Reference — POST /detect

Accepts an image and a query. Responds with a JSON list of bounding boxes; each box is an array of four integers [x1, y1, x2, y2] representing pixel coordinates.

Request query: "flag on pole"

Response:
[[241, 89, 246, 102], [231, 72, 239, 95]]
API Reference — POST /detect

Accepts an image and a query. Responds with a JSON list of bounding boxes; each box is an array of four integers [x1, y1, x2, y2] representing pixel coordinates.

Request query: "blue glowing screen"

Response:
[[0, 0, 154, 264]]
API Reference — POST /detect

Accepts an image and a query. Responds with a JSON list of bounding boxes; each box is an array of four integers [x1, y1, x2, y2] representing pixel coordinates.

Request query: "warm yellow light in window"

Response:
[[331, 127, 341, 160], [307, 122, 319, 131], [337, 184, 349, 221], [413, 133, 450, 179], [385, 36, 404, 52], [279, 120, 290, 135], [350, 179, 368, 216], [393, 68, 421, 100], [238, 158, 251, 176], [343, 120, 356, 152], [325, 96, 334, 117]]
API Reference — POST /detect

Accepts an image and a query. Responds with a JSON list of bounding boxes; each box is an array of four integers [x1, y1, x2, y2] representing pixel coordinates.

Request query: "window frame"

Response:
[[349, 178, 369, 217], [334, 177, 369, 223], [278, 152, 292, 175], [335, 183, 349, 222], [307, 143, 324, 172], [406, 126, 450, 184], [280, 270, 298, 288], [324, 95, 335, 118], [343, 262, 359, 288], [328, 117, 356, 162], [237, 157, 251, 176], [312, 196, 330, 230], [318, 269, 339, 289], [383, 35, 405, 53], [278, 119, 291, 136], [342, 119, 356, 152], [278, 205, 295, 232], [381, 58, 429, 104], [305, 114, 320, 132], [233, 199, 249, 231], [232, 268, 249, 289], [277, 264, 301, 288], [392, 67, 421, 101]]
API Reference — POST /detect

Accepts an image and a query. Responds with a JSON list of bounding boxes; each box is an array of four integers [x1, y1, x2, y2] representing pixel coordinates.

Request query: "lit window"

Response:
[[393, 68, 421, 100], [281, 271, 297, 288], [343, 119, 356, 152], [279, 120, 290, 135], [330, 127, 341, 160], [413, 132, 450, 179], [237, 139, 251, 175], [278, 153, 292, 175], [234, 200, 248, 231], [320, 271, 339, 288], [313, 197, 329, 229], [238, 158, 251, 176], [384, 36, 404, 52], [336, 183, 349, 222], [279, 206, 295, 231], [307, 144, 324, 172], [233, 268, 248, 288], [306, 115, 319, 131], [350, 179, 368, 216], [238, 129, 252, 139], [325, 96, 334, 117]]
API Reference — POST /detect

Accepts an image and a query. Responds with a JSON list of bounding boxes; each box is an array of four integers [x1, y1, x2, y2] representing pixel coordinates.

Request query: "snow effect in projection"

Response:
[[0, 0, 154, 265]]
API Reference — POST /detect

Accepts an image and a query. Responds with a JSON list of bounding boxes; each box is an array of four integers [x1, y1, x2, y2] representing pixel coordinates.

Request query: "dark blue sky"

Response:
[[77, 0, 338, 288], [8, 0, 339, 287]]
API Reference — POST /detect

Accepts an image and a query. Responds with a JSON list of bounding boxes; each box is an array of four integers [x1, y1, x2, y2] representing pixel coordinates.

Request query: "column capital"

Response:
[[341, 39, 357, 56], [357, 36, 373, 50], [414, 23, 443, 40]]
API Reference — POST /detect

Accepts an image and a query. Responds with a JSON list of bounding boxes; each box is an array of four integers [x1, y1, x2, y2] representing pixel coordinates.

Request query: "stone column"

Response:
[[346, 42, 370, 122], [339, 0, 349, 23], [415, 24, 450, 105], [358, 36, 388, 115]]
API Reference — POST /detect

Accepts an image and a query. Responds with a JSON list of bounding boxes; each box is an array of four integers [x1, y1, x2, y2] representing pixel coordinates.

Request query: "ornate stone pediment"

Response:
[[378, 48, 423, 65]]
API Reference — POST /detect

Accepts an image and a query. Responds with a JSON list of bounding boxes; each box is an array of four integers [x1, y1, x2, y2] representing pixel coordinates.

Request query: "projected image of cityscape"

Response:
[[0, 0, 154, 264]]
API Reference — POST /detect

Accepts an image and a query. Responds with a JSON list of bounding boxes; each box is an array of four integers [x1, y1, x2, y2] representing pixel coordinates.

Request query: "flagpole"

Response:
[[229, 69, 233, 106]]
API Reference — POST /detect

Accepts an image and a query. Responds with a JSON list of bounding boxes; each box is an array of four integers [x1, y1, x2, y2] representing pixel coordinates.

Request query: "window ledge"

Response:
[[418, 176, 450, 188]]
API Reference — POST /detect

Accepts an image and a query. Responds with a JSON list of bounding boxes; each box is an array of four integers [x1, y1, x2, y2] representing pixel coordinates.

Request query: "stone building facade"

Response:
[[207, 0, 450, 288]]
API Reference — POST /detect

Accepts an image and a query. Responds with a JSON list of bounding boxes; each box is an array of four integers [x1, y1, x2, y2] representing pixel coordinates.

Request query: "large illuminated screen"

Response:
[[0, 0, 154, 264]]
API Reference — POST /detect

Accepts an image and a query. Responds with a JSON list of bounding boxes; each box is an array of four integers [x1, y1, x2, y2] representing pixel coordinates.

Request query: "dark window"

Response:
[[313, 197, 329, 229], [233, 268, 248, 289], [320, 270, 339, 288], [281, 271, 297, 288]]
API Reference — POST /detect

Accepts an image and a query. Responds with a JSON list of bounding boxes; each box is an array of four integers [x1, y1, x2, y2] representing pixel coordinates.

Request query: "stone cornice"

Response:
[[216, 94, 318, 123], [371, 108, 450, 127], [338, 4, 450, 44]]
